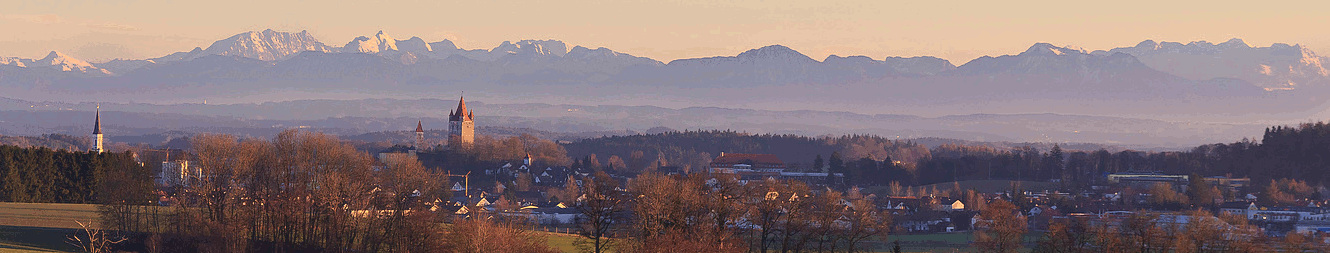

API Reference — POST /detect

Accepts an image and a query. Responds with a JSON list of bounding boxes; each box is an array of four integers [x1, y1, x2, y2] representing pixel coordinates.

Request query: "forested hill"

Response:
[[561, 130, 930, 172]]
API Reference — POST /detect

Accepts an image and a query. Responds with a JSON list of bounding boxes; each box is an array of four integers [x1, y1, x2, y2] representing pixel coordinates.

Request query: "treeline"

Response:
[[1031, 210, 1326, 252], [563, 130, 929, 174], [904, 121, 1330, 188], [0, 134, 91, 151], [906, 143, 1250, 187], [103, 130, 559, 252], [0, 145, 151, 203], [909, 145, 1072, 186]]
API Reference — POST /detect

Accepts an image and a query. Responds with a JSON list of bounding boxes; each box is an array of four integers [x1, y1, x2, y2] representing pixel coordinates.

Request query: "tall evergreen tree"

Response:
[[812, 154, 825, 173], [828, 152, 845, 185]]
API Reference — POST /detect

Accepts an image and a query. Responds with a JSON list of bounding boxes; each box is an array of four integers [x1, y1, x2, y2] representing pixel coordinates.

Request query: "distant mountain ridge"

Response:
[[2, 29, 1328, 122], [1099, 38, 1330, 90], [1, 29, 1323, 91], [0, 51, 111, 75]]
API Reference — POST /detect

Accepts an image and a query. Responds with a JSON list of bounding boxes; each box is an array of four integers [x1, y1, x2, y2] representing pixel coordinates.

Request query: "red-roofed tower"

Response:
[[415, 121, 425, 149], [448, 94, 475, 146]]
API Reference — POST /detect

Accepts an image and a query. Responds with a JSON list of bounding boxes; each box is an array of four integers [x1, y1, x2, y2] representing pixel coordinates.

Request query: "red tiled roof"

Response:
[[711, 153, 785, 166], [449, 96, 473, 121]]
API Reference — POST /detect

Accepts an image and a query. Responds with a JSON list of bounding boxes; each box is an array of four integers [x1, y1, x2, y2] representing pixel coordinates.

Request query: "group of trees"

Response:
[[418, 133, 571, 173], [912, 145, 1069, 186], [102, 130, 557, 252], [568, 172, 892, 253], [965, 196, 1327, 253], [1260, 178, 1317, 206], [816, 152, 913, 186], [0, 145, 150, 204]]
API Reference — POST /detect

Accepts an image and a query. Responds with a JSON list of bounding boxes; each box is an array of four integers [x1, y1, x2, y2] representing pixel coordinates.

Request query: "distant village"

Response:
[[80, 95, 1325, 243]]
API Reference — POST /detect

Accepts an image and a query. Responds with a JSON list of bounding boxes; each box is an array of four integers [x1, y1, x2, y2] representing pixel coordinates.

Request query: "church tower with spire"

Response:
[[448, 95, 475, 146], [415, 121, 426, 150], [92, 105, 104, 153]]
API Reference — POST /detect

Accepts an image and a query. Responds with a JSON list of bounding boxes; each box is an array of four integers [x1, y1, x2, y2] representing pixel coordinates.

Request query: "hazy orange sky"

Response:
[[3, 0, 1328, 64]]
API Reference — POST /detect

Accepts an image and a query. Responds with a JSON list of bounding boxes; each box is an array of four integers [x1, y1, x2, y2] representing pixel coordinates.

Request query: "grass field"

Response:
[[545, 233, 580, 252], [0, 202, 102, 229]]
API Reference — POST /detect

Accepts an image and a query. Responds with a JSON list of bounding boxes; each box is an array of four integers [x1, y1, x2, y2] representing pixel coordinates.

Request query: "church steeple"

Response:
[[93, 106, 102, 135], [92, 105, 103, 153]]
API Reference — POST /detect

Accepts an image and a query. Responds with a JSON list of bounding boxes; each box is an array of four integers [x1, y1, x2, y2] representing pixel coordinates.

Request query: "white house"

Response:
[[934, 200, 965, 211]]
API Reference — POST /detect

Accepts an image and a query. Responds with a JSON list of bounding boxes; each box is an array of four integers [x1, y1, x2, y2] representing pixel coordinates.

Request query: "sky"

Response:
[[2, 0, 1329, 63]]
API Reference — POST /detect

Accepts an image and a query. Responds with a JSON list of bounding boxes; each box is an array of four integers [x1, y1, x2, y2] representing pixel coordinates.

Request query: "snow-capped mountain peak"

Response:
[[35, 51, 109, 74], [735, 45, 816, 63], [0, 56, 26, 67], [429, 39, 458, 51], [1134, 40, 1161, 50], [1220, 38, 1250, 49], [345, 30, 400, 54], [1107, 38, 1330, 89], [513, 40, 568, 56], [200, 29, 333, 61], [396, 36, 432, 54], [1021, 43, 1084, 56], [38, 51, 91, 67]]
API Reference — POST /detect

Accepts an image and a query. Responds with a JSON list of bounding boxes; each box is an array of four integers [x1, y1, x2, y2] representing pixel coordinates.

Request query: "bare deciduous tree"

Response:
[[973, 199, 1026, 253], [67, 220, 127, 253]]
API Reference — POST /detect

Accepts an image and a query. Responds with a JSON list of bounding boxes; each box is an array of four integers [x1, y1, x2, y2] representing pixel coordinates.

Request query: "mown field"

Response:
[[0, 202, 100, 252], [0, 202, 102, 229]]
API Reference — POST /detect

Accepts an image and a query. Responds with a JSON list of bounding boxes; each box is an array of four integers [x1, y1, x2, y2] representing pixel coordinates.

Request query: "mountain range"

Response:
[[1, 29, 1328, 123]]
